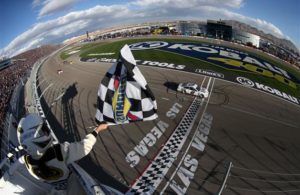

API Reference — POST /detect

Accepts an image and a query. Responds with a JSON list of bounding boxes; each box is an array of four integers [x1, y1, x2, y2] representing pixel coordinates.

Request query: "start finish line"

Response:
[[126, 98, 203, 194]]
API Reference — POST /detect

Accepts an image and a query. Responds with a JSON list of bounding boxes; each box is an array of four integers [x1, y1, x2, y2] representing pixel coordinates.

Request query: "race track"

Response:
[[37, 42, 300, 194]]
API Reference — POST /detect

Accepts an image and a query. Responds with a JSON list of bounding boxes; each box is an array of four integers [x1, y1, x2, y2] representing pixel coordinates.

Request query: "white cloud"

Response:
[[130, 0, 283, 38], [38, 0, 82, 17], [1, 5, 134, 57], [133, 0, 243, 8], [1, 0, 294, 57], [32, 0, 42, 8], [197, 6, 284, 38]]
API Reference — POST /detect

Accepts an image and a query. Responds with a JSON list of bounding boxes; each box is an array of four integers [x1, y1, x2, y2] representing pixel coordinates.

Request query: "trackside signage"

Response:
[[80, 42, 300, 107], [236, 77, 300, 105], [129, 41, 300, 89], [80, 58, 225, 79], [195, 69, 224, 78]]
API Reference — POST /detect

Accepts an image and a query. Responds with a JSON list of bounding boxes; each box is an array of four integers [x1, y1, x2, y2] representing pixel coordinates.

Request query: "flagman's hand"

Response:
[[96, 123, 108, 133]]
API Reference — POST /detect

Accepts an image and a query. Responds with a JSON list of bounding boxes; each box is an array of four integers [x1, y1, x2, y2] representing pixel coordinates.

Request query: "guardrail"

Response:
[[0, 53, 58, 172], [35, 47, 125, 194], [1, 46, 122, 194], [33, 48, 115, 194], [31, 56, 59, 142]]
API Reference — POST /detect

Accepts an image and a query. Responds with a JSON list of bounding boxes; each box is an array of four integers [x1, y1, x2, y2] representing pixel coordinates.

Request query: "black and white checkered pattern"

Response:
[[126, 98, 202, 194], [95, 45, 157, 125]]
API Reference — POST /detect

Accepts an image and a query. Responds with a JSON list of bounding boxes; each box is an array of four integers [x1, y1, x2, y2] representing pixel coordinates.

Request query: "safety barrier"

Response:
[[1, 46, 122, 194], [33, 48, 115, 194]]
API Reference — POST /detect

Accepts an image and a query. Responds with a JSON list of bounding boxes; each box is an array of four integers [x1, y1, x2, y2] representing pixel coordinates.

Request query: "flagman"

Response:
[[16, 113, 108, 192], [5, 44, 157, 194]]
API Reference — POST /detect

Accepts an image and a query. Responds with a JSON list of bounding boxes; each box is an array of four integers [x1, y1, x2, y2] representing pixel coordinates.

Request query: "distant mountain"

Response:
[[225, 20, 299, 55]]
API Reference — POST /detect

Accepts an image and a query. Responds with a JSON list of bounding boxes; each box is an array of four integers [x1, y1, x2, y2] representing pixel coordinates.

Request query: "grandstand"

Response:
[[232, 29, 260, 47], [0, 45, 61, 130], [206, 20, 233, 40], [176, 21, 206, 36], [0, 58, 11, 71]]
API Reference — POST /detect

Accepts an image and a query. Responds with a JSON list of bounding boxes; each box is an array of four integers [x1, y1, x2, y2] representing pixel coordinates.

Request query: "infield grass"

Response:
[[65, 38, 300, 97]]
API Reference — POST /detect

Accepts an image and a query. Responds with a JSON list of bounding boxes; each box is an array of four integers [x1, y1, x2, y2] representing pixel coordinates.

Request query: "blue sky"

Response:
[[0, 0, 299, 57]]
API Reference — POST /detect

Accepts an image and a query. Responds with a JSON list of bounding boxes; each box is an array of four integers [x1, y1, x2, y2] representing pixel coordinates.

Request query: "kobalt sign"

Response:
[[129, 42, 299, 88], [236, 77, 299, 105]]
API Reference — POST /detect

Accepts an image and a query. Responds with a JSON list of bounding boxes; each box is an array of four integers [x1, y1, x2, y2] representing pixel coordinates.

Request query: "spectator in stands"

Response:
[[0, 45, 61, 130]]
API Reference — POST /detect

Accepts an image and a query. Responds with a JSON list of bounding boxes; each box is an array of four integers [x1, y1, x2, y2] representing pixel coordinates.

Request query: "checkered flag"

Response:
[[95, 44, 158, 125]]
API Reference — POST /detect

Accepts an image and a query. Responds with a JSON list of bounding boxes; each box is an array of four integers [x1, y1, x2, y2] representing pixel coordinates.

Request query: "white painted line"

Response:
[[161, 97, 169, 101], [50, 91, 65, 107], [200, 76, 207, 88], [217, 161, 233, 195], [38, 83, 53, 100], [36, 78, 47, 88], [160, 78, 215, 194], [54, 91, 65, 101], [207, 76, 212, 88]]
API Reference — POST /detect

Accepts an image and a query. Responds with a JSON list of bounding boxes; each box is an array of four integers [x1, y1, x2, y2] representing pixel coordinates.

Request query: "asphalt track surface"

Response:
[[38, 40, 300, 195]]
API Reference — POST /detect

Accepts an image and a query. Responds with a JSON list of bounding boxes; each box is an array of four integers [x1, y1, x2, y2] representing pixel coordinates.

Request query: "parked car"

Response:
[[177, 82, 209, 98]]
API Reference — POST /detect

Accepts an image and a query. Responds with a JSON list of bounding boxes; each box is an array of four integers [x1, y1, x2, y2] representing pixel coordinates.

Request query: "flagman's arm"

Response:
[[61, 123, 108, 164]]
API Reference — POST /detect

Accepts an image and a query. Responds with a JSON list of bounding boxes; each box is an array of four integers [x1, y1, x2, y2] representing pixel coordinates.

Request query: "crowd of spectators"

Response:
[[86, 27, 300, 68], [0, 45, 61, 127]]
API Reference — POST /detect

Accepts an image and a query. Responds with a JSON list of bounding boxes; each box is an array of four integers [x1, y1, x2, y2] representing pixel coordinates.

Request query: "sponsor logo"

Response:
[[236, 76, 299, 105], [128, 42, 299, 88], [137, 60, 186, 70], [236, 76, 255, 88], [81, 58, 186, 70], [83, 42, 299, 88], [99, 58, 117, 63], [166, 43, 298, 88], [195, 69, 224, 78], [112, 76, 131, 123], [129, 41, 169, 50], [83, 58, 117, 63]]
